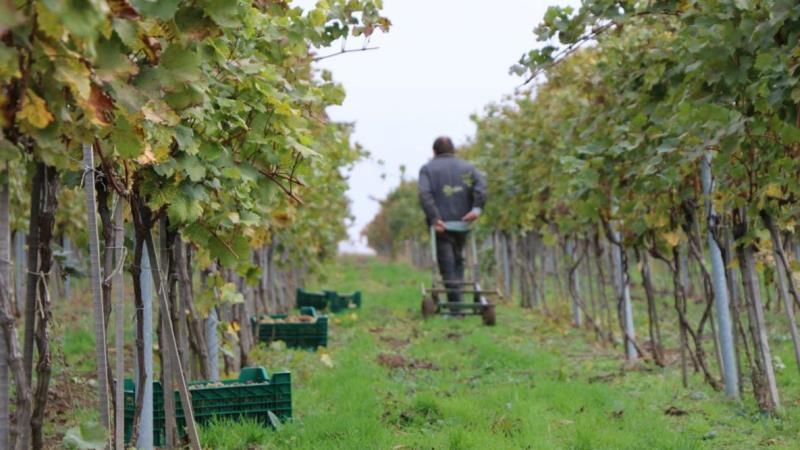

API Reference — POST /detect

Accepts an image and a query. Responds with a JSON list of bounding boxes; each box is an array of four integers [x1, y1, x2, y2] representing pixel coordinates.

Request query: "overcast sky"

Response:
[[294, 0, 580, 252]]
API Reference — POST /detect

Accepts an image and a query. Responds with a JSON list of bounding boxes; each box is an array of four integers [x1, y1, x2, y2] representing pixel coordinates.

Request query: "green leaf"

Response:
[[54, 57, 92, 100], [754, 51, 777, 72], [161, 45, 202, 82], [165, 85, 205, 110], [289, 138, 318, 157], [44, 0, 107, 38], [208, 233, 243, 267], [35, 3, 63, 41], [179, 155, 206, 182], [309, 8, 326, 28], [219, 282, 244, 304], [0, 136, 19, 161], [199, 142, 225, 162], [0, 44, 18, 79], [109, 79, 147, 112], [168, 195, 203, 223], [153, 157, 178, 178], [202, 0, 241, 27], [174, 125, 198, 154], [95, 35, 138, 80], [111, 18, 138, 47], [222, 166, 242, 180], [110, 115, 143, 158], [777, 120, 800, 145], [131, 0, 180, 19]]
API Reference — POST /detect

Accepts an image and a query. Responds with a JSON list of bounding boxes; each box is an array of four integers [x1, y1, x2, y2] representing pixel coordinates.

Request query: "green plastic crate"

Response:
[[123, 367, 291, 447], [296, 288, 362, 313], [295, 288, 328, 310], [324, 290, 362, 313], [252, 307, 328, 349]]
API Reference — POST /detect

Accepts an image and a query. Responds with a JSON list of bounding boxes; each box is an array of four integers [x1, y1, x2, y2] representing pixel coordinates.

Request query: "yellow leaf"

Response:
[[142, 100, 179, 125], [19, 90, 54, 129], [765, 183, 783, 198], [247, 227, 271, 248], [645, 211, 668, 229], [662, 231, 682, 248], [320, 353, 334, 368], [36, 3, 63, 41], [55, 57, 91, 99], [152, 143, 171, 162], [136, 146, 157, 165]]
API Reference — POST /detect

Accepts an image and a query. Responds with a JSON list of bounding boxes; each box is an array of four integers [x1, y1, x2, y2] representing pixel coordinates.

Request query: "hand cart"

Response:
[[421, 221, 498, 326]]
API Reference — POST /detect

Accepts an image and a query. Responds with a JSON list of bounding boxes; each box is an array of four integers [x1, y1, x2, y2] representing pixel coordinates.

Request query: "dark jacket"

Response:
[[418, 153, 487, 225]]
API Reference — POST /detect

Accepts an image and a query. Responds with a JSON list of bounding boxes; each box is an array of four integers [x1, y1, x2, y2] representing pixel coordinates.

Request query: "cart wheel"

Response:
[[482, 304, 496, 326], [422, 297, 437, 319]]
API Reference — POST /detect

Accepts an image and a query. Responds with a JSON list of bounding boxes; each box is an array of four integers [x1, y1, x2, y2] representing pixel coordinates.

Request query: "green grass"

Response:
[[50, 255, 800, 448], [199, 418, 274, 449], [234, 256, 800, 449], [61, 327, 96, 373]]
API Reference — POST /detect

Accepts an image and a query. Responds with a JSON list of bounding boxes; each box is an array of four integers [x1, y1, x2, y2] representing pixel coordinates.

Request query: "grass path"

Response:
[[210, 256, 800, 450]]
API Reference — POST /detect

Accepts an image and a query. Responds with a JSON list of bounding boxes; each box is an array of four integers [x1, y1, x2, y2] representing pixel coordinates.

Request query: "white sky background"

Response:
[[293, 0, 580, 253]]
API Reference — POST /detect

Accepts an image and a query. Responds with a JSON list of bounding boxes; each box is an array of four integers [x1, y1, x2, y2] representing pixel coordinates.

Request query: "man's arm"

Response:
[[418, 165, 441, 225], [461, 166, 487, 223]]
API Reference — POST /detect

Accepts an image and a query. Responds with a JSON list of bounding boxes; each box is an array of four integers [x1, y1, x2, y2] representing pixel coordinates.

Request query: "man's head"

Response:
[[433, 136, 455, 156]]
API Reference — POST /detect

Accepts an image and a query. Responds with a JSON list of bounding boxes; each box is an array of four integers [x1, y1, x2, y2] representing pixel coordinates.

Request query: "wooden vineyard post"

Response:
[[143, 230, 201, 450], [82, 144, 112, 440], [0, 165, 9, 449], [701, 154, 739, 399], [136, 246, 154, 449], [112, 200, 125, 449]]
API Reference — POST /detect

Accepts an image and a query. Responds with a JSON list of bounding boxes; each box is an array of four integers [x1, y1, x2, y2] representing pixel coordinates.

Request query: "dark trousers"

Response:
[[436, 231, 467, 304]]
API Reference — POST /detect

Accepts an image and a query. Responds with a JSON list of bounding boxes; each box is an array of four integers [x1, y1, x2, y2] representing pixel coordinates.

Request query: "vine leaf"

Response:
[[54, 57, 92, 99], [19, 90, 54, 129], [84, 84, 115, 126], [110, 114, 143, 158], [131, 0, 180, 20], [160, 45, 202, 83]]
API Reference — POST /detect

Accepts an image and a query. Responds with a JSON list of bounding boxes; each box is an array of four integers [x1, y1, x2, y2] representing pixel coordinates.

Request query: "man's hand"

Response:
[[462, 210, 480, 223], [434, 219, 446, 233]]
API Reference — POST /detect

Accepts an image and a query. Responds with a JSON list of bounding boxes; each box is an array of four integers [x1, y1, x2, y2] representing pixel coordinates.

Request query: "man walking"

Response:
[[418, 136, 487, 308]]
